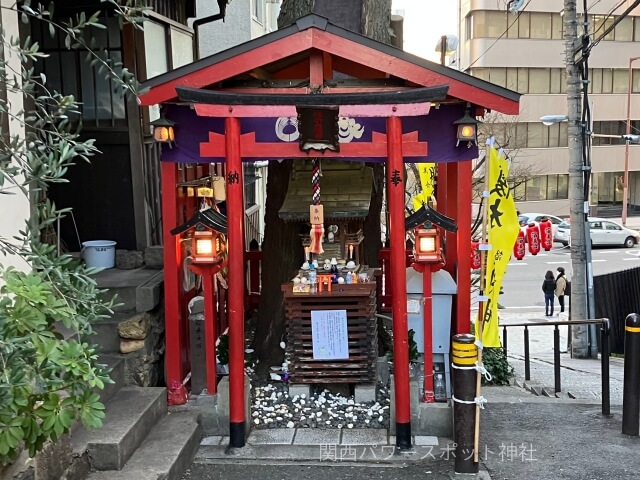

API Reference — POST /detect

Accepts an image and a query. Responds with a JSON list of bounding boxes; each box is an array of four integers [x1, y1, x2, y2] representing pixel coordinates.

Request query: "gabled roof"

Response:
[[139, 14, 520, 115], [170, 208, 227, 236]]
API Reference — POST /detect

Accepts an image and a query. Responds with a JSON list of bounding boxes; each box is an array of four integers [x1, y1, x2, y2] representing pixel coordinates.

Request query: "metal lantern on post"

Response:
[[453, 109, 480, 147], [151, 116, 176, 145]]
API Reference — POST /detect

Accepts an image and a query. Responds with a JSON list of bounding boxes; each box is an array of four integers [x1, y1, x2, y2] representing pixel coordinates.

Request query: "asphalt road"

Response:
[[496, 243, 640, 313]]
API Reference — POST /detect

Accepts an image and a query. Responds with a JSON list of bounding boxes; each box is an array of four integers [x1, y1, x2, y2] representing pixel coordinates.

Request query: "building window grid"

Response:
[[468, 11, 639, 41], [471, 67, 640, 95], [508, 174, 570, 202]]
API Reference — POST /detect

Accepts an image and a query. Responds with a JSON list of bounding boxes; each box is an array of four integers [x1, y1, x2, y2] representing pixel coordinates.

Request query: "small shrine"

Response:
[[138, 13, 520, 450]]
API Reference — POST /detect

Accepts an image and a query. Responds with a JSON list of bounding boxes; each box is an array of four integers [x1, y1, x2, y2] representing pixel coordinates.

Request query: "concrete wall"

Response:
[[197, 0, 252, 57], [0, 0, 29, 274]]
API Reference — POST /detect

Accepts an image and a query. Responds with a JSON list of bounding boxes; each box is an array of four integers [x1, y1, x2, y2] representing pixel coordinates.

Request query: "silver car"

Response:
[[555, 217, 640, 248]]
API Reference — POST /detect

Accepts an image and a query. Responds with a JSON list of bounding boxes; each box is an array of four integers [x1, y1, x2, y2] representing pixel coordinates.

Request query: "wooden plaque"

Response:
[[310, 204, 324, 225]]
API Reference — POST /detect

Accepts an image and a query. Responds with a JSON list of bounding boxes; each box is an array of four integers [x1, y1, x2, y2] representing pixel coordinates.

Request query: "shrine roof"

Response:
[[278, 162, 373, 222], [170, 207, 227, 236], [139, 14, 520, 115]]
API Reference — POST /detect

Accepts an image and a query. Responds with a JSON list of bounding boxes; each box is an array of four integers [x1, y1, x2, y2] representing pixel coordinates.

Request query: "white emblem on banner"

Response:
[[275, 117, 300, 142], [338, 117, 364, 143]]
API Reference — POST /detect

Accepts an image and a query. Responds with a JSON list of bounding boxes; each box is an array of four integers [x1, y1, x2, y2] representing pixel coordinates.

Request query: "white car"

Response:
[[555, 217, 640, 248], [518, 213, 565, 241]]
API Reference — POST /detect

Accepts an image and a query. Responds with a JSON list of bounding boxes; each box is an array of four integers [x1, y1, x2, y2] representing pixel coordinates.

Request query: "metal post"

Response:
[[601, 319, 610, 417], [225, 116, 246, 448], [622, 57, 640, 226], [564, 0, 589, 358], [524, 326, 531, 381], [554, 325, 561, 393], [623, 313, 640, 436], [502, 326, 508, 356], [387, 116, 412, 450], [452, 334, 479, 474]]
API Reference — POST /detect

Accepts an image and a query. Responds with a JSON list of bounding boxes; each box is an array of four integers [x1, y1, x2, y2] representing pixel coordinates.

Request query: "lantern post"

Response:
[[412, 226, 444, 403]]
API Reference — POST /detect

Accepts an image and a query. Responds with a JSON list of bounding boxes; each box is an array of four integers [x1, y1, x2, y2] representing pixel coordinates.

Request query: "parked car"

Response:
[[518, 213, 565, 241], [555, 217, 640, 248]]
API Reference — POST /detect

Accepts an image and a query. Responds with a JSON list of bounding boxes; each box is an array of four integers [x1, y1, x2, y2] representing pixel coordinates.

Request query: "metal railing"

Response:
[[500, 318, 610, 416]]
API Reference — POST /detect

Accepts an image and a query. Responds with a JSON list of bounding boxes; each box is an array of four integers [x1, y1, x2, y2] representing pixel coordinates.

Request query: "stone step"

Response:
[[92, 314, 128, 354], [93, 267, 164, 313], [71, 386, 167, 471], [86, 411, 202, 480], [99, 354, 125, 404]]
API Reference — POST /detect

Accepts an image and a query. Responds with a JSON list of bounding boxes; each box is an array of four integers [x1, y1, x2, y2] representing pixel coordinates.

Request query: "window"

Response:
[[253, 0, 265, 23], [530, 13, 552, 39], [471, 11, 507, 38], [613, 69, 629, 94], [525, 176, 548, 201], [529, 68, 551, 94], [552, 13, 563, 39], [589, 221, 603, 230], [615, 16, 633, 41], [32, 16, 126, 125], [604, 222, 622, 231]]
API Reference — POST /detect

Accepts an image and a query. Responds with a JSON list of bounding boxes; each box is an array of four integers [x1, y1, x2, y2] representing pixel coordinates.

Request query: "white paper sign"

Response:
[[407, 299, 421, 314], [311, 310, 349, 360]]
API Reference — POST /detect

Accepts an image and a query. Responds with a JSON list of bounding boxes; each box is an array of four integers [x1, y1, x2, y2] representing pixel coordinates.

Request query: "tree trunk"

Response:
[[255, 0, 393, 369], [254, 159, 303, 369]]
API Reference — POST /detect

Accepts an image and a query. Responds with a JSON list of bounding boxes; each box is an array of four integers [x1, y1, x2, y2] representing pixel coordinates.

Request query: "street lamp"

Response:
[[622, 57, 640, 227]]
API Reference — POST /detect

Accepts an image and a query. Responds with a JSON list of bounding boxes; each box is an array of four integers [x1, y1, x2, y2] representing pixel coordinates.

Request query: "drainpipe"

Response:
[[192, 0, 229, 58]]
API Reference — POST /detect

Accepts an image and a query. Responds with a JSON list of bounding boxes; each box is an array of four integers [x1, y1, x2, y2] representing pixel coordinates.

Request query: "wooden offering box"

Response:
[[282, 281, 378, 384]]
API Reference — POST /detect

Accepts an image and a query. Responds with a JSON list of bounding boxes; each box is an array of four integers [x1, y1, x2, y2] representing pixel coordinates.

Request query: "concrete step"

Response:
[[86, 411, 202, 480], [94, 267, 164, 313], [99, 354, 125, 404], [92, 312, 135, 354], [72, 386, 167, 471]]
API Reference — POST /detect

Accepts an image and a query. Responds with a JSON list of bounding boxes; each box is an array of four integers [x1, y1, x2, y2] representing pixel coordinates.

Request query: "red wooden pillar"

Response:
[[225, 117, 246, 447], [445, 162, 459, 276], [161, 162, 186, 403], [456, 160, 473, 334], [417, 264, 434, 403], [387, 116, 412, 450]]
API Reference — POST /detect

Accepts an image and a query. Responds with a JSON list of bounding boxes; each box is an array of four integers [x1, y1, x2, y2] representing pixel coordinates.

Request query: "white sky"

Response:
[[391, 0, 458, 62]]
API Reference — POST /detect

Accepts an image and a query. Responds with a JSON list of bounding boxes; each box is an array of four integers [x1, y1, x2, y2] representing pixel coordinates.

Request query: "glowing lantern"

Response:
[[151, 116, 176, 145], [192, 229, 218, 264], [414, 228, 442, 263]]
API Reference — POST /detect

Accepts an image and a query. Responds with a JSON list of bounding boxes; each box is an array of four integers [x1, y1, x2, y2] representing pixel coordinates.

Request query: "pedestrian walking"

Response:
[[555, 266, 567, 313], [542, 270, 556, 317]]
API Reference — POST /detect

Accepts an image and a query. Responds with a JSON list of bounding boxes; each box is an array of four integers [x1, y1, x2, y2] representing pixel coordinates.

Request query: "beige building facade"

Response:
[[458, 0, 640, 217]]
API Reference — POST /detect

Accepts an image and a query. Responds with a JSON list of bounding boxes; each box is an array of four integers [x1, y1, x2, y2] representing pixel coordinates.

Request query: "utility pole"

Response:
[[564, 0, 589, 358]]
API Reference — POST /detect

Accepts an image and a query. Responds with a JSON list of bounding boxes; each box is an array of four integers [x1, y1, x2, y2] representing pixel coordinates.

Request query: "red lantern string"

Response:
[[513, 230, 526, 260], [526, 223, 541, 255]]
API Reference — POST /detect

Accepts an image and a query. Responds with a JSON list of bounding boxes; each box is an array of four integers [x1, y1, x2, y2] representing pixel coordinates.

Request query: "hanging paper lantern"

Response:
[[526, 223, 541, 255], [470, 241, 481, 269], [513, 230, 526, 261], [539, 219, 553, 251]]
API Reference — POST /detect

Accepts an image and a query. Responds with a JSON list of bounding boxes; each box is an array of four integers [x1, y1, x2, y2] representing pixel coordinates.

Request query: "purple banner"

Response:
[[162, 103, 478, 164]]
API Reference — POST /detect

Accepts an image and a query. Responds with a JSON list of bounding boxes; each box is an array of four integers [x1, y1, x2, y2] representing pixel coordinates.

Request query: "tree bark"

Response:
[[255, 0, 393, 369]]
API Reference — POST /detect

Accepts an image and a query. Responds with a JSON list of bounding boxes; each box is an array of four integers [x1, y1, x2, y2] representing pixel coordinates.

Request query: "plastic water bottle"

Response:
[[434, 374, 446, 401]]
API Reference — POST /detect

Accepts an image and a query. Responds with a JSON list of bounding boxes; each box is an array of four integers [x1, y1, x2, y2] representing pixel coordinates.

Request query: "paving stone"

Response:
[[247, 428, 295, 445], [341, 428, 387, 445], [201, 436, 223, 445], [293, 428, 341, 445], [414, 435, 439, 446]]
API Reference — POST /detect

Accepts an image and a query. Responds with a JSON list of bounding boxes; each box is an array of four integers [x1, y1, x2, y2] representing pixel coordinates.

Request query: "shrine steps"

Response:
[[67, 357, 201, 480]]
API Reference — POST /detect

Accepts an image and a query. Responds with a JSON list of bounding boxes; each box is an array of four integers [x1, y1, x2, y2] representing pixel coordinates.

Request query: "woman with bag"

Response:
[[555, 267, 567, 313], [542, 270, 556, 317]]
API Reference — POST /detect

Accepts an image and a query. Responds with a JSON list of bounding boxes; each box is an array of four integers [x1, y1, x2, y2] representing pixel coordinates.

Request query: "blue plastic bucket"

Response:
[[82, 240, 117, 269]]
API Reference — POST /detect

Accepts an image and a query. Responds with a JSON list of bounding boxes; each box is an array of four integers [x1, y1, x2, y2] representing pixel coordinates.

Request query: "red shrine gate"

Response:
[[139, 14, 520, 449]]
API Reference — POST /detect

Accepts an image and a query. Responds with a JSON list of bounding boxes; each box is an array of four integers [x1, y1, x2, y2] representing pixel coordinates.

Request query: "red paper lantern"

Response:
[[526, 223, 541, 255], [513, 230, 526, 260], [470, 241, 481, 269], [539, 220, 553, 251]]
